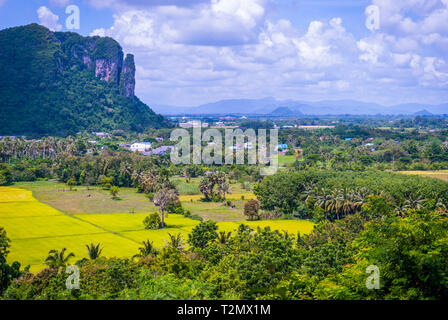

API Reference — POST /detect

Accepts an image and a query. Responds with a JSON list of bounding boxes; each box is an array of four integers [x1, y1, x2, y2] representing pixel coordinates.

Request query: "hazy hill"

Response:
[[0, 24, 169, 136], [153, 98, 448, 116]]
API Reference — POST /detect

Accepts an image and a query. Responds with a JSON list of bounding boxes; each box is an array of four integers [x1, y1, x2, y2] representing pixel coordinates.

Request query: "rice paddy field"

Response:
[[399, 170, 448, 182], [0, 182, 315, 272]]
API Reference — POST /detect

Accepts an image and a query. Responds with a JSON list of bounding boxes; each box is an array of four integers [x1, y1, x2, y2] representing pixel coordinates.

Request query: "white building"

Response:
[[179, 121, 209, 128], [130, 142, 152, 153]]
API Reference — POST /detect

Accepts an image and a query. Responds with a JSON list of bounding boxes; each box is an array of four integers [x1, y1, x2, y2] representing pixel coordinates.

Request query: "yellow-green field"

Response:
[[399, 170, 448, 182], [278, 154, 298, 167], [0, 186, 314, 272]]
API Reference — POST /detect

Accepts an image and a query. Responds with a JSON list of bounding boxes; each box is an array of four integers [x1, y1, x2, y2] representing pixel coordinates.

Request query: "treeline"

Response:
[[254, 170, 448, 220]]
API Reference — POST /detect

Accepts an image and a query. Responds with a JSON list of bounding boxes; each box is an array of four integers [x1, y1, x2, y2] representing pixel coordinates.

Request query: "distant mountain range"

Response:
[[152, 97, 448, 116]]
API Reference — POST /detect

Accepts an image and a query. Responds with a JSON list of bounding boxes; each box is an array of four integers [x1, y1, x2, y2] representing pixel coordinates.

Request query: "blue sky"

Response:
[[1, 0, 448, 107]]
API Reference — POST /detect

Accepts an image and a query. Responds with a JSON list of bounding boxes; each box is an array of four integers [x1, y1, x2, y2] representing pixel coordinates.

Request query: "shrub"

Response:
[[184, 210, 192, 217], [110, 186, 120, 200], [190, 214, 203, 222], [188, 221, 218, 249], [143, 213, 162, 230], [100, 176, 113, 190]]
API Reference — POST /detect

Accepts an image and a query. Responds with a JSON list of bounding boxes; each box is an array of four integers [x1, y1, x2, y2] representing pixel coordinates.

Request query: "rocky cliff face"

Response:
[[95, 58, 122, 84], [55, 32, 134, 97], [120, 54, 136, 98]]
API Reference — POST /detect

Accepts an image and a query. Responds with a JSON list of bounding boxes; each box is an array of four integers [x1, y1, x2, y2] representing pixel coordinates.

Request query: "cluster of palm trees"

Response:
[[43, 234, 189, 269], [44, 243, 104, 268], [394, 193, 447, 216], [131, 168, 174, 194], [302, 185, 370, 220], [0, 137, 98, 162], [301, 184, 448, 220], [199, 172, 231, 201], [43, 230, 236, 269]]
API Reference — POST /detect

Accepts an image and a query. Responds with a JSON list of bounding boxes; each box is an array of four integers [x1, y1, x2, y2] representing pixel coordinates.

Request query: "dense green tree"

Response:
[[243, 199, 261, 220], [188, 221, 219, 249], [143, 213, 162, 230]]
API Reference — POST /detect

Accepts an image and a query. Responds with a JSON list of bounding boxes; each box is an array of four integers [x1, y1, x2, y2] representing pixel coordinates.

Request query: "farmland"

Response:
[[0, 184, 314, 272], [399, 170, 448, 182]]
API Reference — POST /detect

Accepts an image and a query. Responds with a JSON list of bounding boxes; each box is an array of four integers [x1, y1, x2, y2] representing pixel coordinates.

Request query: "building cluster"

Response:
[[118, 141, 174, 156], [179, 121, 209, 128]]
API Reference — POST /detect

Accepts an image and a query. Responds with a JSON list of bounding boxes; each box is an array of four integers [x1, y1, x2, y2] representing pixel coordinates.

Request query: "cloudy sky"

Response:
[[1, 0, 448, 107]]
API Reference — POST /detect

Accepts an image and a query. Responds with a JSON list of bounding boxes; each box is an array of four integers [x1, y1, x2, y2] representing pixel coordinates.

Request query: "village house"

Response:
[[179, 121, 209, 128], [92, 132, 111, 138], [151, 146, 174, 155], [278, 144, 289, 152], [130, 142, 152, 153]]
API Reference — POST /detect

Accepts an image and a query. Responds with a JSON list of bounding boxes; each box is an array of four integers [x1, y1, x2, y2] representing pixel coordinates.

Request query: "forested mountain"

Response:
[[0, 24, 170, 137]]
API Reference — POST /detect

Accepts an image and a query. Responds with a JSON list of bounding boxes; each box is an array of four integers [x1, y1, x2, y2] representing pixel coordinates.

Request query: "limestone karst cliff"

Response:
[[55, 31, 135, 97], [120, 54, 136, 98], [0, 24, 169, 136]]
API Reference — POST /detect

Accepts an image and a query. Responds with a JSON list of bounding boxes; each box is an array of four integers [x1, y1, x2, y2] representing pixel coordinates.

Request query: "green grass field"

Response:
[[278, 154, 297, 167], [0, 185, 315, 272], [14, 180, 257, 221]]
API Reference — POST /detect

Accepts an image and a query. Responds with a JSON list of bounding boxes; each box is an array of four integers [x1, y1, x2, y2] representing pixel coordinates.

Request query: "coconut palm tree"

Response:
[[164, 233, 186, 251], [44, 248, 75, 268], [154, 188, 179, 228], [404, 194, 425, 210], [133, 240, 158, 259], [216, 231, 232, 244], [86, 243, 103, 260], [218, 181, 231, 201]]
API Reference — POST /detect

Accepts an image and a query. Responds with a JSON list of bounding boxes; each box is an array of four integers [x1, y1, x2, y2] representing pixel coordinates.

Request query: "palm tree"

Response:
[[164, 233, 186, 251], [120, 162, 133, 187], [218, 182, 231, 201], [217, 231, 232, 244], [301, 184, 316, 204], [133, 240, 158, 259], [44, 248, 75, 268], [394, 201, 407, 217], [86, 243, 103, 260], [404, 194, 425, 210]]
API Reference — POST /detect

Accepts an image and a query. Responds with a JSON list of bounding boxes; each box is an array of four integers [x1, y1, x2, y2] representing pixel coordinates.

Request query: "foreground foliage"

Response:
[[2, 201, 448, 300]]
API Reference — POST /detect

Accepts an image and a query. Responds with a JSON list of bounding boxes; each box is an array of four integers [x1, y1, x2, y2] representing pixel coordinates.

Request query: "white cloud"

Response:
[[85, 0, 448, 106], [37, 6, 62, 31]]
